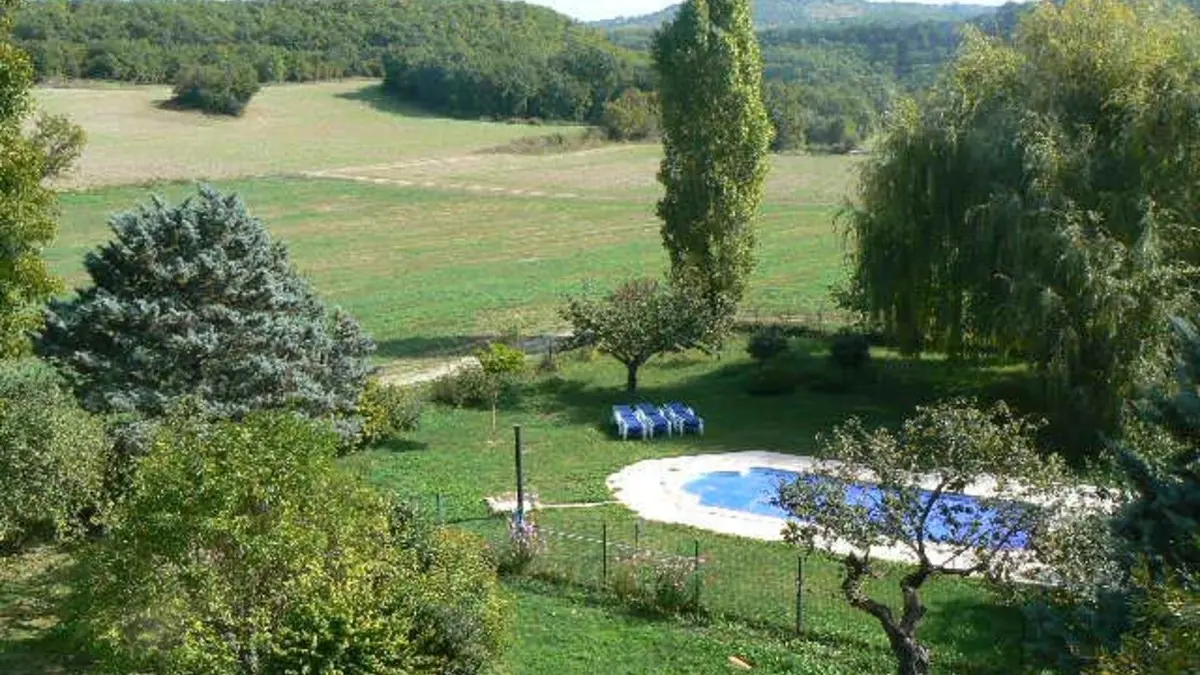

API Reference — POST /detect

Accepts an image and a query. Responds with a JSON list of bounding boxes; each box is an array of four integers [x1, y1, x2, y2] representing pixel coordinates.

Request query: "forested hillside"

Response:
[[596, 0, 996, 30], [8, 0, 1034, 145], [13, 0, 650, 122]]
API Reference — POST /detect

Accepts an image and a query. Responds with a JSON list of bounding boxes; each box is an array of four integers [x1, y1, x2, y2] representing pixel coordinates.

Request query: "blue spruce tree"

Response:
[[37, 185, 375, 438]]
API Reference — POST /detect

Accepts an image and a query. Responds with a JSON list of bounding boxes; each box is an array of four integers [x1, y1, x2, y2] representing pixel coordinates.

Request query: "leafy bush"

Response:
[[746, 359, 797, 396], [600, 89, 660, 141], [66, 412, 508, 674], [357, 377, 422, 448], [0, 360, 108, 549], [746, 325, 790, 365], [477, 342, 526, 379], [830, 332, 871, 371], [608, 552, 699, 615], [497, 515, 545, 576], [429, 366, 491, 408], [170, 62, 260, 116]]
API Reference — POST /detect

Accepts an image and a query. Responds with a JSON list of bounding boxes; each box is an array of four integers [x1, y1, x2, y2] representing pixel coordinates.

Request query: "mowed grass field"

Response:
[[36, 80, 579, 189], [42, 81, 861, 371]]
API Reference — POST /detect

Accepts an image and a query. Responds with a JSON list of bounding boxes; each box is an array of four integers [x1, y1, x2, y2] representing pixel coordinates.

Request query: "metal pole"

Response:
[[602, 522, 608, 585], [514, 425, 525, 525], [436, 493, 444, 525], [795, 556, 804, 635]]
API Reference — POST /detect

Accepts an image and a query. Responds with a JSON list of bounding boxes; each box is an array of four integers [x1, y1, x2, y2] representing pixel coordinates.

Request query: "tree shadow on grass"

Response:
[[333, 83, 442, 119], [519, 346, 1035, 454], [919, 595, 1028, 674], [0, 548, 82, 674]]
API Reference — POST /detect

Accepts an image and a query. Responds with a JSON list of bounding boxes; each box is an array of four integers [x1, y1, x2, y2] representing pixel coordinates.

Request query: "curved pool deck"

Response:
[[606, 451, 1112, 569]]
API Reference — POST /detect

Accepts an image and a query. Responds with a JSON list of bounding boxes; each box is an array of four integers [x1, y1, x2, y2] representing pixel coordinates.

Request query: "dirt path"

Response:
[[378, 333, 570, 388]]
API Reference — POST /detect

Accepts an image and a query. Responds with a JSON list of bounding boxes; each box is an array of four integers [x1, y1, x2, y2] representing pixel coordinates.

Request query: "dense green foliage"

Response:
[[170, 62, 260, 116], [600, 88, 660, 141], [0, 359, 107, 549], [9, 0, 1035, 148], [597, 0, 996, 30], [36, 185, 375, 440], [842, 0, 1200, 453], [778, 399, 1064, 675], [380, 6, 648, 123], [357, 377, 423, 448], [67, 412, 508, 674], [655, 0, 773, 323], [560, 278, 709, 392], [0, 0, 62, 357]]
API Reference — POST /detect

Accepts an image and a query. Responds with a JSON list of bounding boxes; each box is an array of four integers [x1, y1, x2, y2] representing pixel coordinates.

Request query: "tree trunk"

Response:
[[887, 628, 931, 675], [626, 363, 639, 392]]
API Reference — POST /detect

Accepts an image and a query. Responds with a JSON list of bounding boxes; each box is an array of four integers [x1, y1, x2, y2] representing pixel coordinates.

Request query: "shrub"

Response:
[[830, 332, 871, 371], [0, 359, 108, 549], [600, 89, 660, 141], [746, 325, 790, 365], [497, 515, 545, 576], [429, 366, 491, 408], [357, 377, 422, 448], [66, 412, 509, 674], [607, 552, 699, 615], [170, 62, 260, 116], [746, 359, 797, 396]]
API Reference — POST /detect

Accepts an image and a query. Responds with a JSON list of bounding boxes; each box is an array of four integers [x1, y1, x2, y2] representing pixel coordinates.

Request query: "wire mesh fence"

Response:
[[411, 494, 852, 638]]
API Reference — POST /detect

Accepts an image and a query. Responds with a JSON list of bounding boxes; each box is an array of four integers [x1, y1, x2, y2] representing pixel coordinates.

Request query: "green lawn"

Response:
[[50, 162, 852, 372]]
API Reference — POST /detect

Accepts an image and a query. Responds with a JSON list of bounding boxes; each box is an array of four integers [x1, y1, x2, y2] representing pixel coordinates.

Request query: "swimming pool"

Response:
[[682, 467, 1032, 549]]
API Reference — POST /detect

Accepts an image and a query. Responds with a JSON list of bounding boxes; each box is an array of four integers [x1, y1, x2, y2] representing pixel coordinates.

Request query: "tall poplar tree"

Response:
[[653, 0, 773, 326]]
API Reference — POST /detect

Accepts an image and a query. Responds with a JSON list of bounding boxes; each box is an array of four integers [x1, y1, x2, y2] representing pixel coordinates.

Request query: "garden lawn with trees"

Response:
[[3, 0, 1198, 673]]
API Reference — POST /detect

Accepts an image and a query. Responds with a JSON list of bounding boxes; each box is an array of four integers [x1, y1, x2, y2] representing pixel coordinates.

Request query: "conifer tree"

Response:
[[37, 185, 375, 436]]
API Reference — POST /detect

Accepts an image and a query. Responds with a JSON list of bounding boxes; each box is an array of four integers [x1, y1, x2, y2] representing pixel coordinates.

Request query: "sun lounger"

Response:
[[663, 401, 704, 435], [612, 405, 648, 440], [635, 402, 672, 438]]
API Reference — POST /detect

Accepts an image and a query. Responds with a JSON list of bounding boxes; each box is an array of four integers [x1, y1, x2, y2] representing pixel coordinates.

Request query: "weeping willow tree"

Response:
[[842, 0, 1200, 452]]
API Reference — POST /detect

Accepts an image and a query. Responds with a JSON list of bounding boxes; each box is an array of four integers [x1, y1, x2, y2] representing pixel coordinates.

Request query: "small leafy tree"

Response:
[[37, 185, 375, 441], [28, 111, 86, 179], [776, 399, 1065, 675], [67, 411, 509, 674], [476, 342, 526, 433], [560, 278, 707, 392], [0, 359, 107, 549]]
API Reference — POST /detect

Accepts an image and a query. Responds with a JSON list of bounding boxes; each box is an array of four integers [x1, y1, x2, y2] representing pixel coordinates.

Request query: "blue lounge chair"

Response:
[[612, 405, 648, 440], [663, 401, 704, 435], [635, 402, 672, 438]]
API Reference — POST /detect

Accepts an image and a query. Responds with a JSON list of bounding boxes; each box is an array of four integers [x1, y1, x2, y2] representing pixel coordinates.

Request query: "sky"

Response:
[[523, 0, 1018, 22]]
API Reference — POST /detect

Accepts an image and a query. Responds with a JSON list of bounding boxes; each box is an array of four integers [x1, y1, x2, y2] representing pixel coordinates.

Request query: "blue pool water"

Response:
[[682, 467, 1031, 549]]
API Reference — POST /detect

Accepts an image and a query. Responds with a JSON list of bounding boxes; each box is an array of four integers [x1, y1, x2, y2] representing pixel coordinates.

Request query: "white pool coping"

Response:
[[606, 451, 1116, 571]]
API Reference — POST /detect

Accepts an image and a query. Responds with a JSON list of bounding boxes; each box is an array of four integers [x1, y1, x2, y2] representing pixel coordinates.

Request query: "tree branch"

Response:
[[842, 552, 901, 635]]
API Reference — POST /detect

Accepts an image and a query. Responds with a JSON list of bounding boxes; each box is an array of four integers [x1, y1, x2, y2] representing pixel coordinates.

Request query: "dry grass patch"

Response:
[[36, 81, 578, 189]]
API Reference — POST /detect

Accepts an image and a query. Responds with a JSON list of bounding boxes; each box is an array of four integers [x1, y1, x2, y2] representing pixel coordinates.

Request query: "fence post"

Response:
[[795, 556, 804, 636], [514, 425, 525, 525], [602, 522, 608, 586], [435, 493, 444, 525], [634, 520, 641, 551], [693, 539, 701, 606]]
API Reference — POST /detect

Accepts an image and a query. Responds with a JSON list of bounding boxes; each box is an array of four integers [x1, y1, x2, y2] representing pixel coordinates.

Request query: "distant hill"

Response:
[[593, 0, 1004, 30]]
